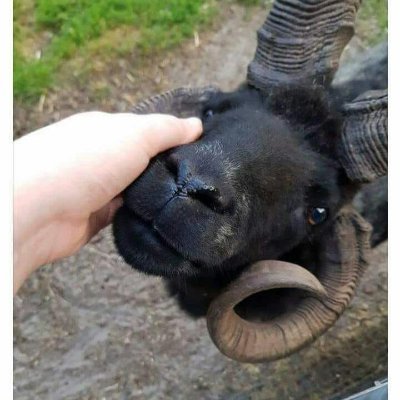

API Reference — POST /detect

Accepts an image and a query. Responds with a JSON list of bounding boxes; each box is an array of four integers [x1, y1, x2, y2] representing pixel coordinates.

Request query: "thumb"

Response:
[[133, 114, 203, 158]]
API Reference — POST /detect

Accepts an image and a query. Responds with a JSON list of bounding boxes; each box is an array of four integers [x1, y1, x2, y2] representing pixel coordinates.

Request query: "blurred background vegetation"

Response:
[[14, 0, 387, 103]]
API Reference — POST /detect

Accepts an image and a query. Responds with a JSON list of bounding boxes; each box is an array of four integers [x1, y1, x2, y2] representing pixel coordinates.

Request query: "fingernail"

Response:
[[185, 117, 203, 134]]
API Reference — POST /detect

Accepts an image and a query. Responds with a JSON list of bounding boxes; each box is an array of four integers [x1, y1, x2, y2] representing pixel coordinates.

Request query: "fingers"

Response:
[[132, 114, 203, 158]]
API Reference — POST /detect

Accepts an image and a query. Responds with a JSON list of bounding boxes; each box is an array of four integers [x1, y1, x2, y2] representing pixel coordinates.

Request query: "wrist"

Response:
[[13, 188, 54, 293]]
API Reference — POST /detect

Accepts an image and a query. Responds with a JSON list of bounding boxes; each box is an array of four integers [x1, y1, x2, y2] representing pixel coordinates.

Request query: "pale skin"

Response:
[[14, 112, 203, 295]]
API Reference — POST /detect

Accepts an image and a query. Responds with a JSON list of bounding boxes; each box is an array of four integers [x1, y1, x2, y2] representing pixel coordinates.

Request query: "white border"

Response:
[[0, 0, 13, 399]]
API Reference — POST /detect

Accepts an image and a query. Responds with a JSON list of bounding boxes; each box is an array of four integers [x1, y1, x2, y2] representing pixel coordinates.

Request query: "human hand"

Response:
[[14, 111, 202, 294]]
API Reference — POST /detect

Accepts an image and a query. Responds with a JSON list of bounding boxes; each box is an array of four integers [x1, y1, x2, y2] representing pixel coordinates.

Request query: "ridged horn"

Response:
[[207, 206, 371, 363], [132, 86, 220, 117], [247, 0, 362, 91], [340, 89, 388, 182]]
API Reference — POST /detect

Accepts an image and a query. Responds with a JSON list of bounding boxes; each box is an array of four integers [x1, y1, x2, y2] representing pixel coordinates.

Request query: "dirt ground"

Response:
[[14, 5, 387, 400]]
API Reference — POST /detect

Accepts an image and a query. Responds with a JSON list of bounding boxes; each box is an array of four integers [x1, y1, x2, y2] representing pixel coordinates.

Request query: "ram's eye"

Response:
[[203, 109, 214, 120], [307, 207, 328, 225]]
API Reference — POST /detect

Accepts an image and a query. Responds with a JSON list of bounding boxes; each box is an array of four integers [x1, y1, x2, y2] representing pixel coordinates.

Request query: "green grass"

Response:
[[14, 0, 216, 102], [358, 0, 388, 44], [235, 0, 261, 5], [14, 0, 388, 103]]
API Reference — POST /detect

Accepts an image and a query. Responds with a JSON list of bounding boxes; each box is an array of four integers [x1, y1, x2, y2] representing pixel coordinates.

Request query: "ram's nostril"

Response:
[[165, 154, 180, 177], [187, 183, 226, 213], [165, 155, 178, 176]]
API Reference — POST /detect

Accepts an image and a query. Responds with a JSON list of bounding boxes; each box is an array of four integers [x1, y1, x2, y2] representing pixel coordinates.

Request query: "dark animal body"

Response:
[[113, 0, 387, 362]]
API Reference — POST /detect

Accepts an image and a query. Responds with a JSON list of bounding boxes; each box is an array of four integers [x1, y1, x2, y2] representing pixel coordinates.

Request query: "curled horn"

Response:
[[132, 86, 220, 117], [207, 207, 371, 362], [247, 0, 362, 90], [340, 89, 388, 182]]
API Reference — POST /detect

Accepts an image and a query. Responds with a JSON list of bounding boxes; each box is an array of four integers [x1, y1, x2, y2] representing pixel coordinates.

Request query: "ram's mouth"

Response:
[[113, 206, 197, 278]]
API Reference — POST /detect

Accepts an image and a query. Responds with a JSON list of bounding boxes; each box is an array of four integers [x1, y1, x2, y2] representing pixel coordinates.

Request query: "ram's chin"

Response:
[[113, 207, 197, 279]]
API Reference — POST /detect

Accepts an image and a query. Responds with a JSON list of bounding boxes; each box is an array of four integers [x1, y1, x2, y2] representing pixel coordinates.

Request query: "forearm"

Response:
[[14, 136, 61, 293], [13, 121, 84, 292]]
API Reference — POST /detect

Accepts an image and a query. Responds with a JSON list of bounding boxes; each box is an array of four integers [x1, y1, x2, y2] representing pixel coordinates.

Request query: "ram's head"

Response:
[[113, 0, 387, 363]]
